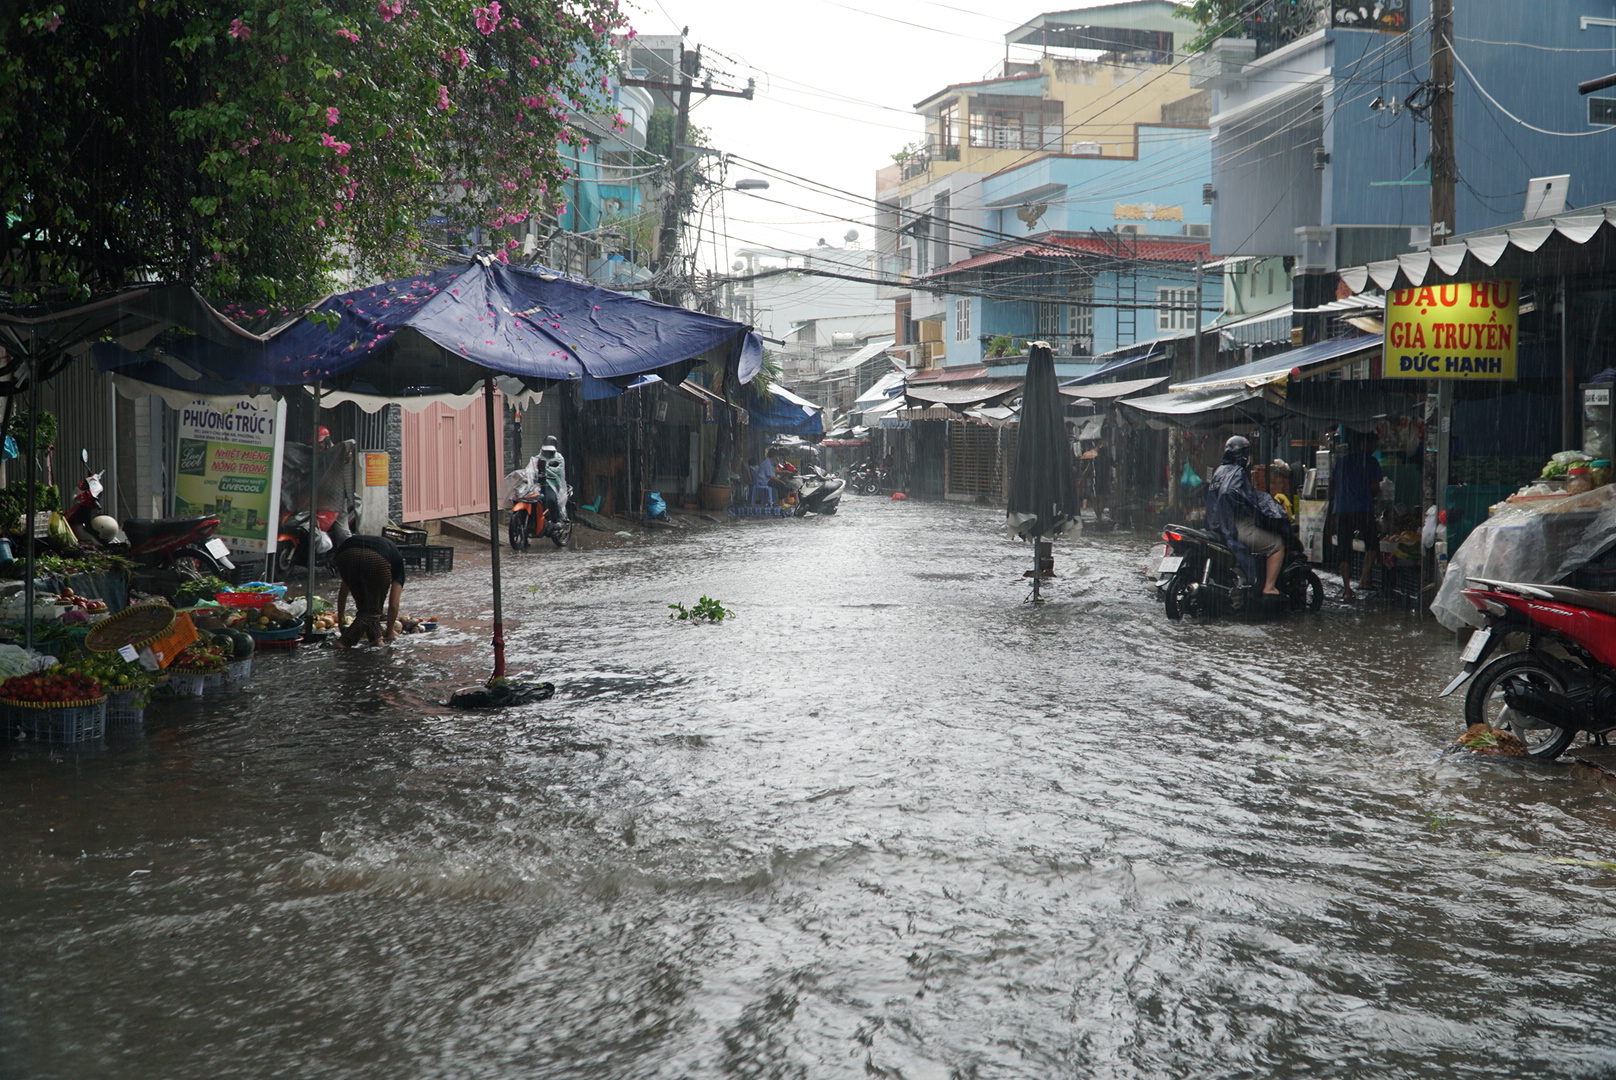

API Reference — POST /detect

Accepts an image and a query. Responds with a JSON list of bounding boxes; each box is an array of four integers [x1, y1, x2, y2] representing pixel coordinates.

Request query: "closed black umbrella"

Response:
[[1005, 343, 1080, 599]]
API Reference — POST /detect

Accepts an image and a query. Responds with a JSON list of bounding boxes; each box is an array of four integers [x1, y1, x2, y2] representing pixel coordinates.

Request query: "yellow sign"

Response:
[[364, 452, 390, 488], [1383, 280, 1517, 380], [1113, 203, 1184, 222]]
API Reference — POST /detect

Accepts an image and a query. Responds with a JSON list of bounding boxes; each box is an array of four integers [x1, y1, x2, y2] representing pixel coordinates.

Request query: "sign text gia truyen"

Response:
[[1382, 280, 1518, 381]]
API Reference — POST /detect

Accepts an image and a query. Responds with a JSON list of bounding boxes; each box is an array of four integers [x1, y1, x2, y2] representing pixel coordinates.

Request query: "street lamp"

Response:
[[733, 179, 770, 191]]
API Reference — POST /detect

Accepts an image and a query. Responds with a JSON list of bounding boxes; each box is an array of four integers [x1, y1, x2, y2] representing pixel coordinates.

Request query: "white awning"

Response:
[[1337, 205, 1616, 293], [822, 339, 896, 374]]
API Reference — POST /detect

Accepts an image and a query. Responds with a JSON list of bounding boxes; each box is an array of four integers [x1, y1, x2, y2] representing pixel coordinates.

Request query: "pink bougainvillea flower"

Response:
[[320, 134, 351, 155], [437, 85, 451, 110], [326, 107, 340, 126], [43, 14, 61, 32], [473, 2, 502, 34], [227, 17, 251, 39], [377, 0, 404, 22], [335, 28, 359, 43]]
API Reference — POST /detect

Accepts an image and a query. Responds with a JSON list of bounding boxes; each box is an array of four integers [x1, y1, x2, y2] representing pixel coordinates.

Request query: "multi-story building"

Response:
[[876, 1, 1222, 376]]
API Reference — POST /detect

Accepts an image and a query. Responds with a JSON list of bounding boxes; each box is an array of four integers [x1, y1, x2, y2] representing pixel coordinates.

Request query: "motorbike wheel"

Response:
[[1287, 569, 1324, 613], [171, 548, 218, 582], [1162, 571, 1194, 621], [859, 481, 880, 496], [276, 540, 299, 574], [549, 517, 572, 548], [509, 509, 530, 551], [1463, 653, 1578, 760]]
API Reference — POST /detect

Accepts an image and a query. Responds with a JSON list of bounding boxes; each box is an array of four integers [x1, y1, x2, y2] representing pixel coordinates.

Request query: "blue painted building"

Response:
[[1206, 0, 1616, 268]]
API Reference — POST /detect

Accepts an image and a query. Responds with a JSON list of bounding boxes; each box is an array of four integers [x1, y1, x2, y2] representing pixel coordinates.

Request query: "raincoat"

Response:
[[1205, 446, 1289, 582]]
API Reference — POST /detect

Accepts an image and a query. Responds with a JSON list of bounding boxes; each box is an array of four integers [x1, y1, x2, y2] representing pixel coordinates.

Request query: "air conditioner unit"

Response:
[[1184, 223, 1210, 237], [1115, 224, 1141, 235], [1070, 141, 1102, 155]]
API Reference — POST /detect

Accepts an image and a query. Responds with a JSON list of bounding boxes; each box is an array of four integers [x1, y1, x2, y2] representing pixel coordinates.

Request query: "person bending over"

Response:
[[332, 533, 406, 647]]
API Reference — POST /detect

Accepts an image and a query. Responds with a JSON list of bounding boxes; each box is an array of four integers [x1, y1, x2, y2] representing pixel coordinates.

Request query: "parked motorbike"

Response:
[[1438, 576, 1616, 759], [1156, 523, 1322, 619], [275, 507, 354, 573], [274, 435, 360, 575], [775, 463, 845, 517], [847, 461, 886, 496], [504, 469, 572, 550], [65, 453, 236, 579]]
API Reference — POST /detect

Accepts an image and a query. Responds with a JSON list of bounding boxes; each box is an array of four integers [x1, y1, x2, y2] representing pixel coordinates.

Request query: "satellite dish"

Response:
[[844, 229, 859, 244], [817, 238, 828, 246], [732, 260, 745, 271]]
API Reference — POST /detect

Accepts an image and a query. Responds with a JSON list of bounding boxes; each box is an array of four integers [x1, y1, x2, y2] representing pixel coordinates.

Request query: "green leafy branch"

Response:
[[669, 596, 732, 623]]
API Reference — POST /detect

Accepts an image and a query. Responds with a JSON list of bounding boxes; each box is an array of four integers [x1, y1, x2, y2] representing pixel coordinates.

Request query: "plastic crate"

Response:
[[384, 524, 429, 548], [4, 698, 107, 743], [224, 656, 253, 685], [402, 545, 454, 573], [106, 688, 148, 726], [165, 668, 223, 697]]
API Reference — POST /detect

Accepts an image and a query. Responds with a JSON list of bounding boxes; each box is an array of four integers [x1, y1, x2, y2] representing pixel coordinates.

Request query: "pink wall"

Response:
[[401, 392, 499, 522]]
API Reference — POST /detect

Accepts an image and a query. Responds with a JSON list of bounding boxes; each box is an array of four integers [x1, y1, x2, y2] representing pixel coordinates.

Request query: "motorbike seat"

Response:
[[1490, 580, 1616, 618], [123, 517, 211, 545]]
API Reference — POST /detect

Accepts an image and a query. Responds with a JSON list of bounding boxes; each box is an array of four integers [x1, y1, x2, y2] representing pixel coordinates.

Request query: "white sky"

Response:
[[620, 0, 1056, 268]]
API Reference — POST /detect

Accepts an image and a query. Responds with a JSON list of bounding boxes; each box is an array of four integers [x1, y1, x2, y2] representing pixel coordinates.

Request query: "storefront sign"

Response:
[[1383, 280, 1517, 381], [1114, 203, 1183, 222], [173, 397, 287, 555], [364, 452, 390, 488]]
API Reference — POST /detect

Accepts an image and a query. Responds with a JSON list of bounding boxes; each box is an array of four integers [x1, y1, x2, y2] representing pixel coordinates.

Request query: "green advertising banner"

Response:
[[173, 398, 287, 556]]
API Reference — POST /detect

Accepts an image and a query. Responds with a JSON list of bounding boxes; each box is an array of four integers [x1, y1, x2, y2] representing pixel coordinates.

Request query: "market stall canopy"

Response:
[[93, 259, 762, 396], [745, 382, 824, 435], [1, 284, 264, 389], [1337, 204, 1616, 292], [821, 339, 896, 375], [1059, 374, 1167, 400], [1119, 385, 1273, 428], [1065, 336, 1176, 385], [904, 378, 1022, 410], [1214, 304, 1293, 349], [853, 370, 906, 409], [1169, 334, 1380, 393]]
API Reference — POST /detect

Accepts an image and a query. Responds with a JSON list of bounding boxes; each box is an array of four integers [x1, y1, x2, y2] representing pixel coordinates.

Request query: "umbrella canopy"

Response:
[[93, 258, 762, 394], [1005, 344, 1080, 542]]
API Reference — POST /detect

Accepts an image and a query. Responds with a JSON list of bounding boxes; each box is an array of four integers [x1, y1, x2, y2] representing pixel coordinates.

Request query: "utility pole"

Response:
[[1429, 0, 1456, 246], [627, 47, 754, 309], [1428, 0, 1457, 615], [651, 44, 696, 307]]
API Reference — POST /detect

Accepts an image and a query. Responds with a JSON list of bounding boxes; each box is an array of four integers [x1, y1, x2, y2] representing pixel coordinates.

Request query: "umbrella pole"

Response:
[[22, 367, 37, 652], [305, 383, 320, 638], [483, 377, 505, 681]]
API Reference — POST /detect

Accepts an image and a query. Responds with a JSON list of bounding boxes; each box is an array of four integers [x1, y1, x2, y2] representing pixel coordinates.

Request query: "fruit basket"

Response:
[[84, 603, 177, 655], [0, 670, 110, 743]]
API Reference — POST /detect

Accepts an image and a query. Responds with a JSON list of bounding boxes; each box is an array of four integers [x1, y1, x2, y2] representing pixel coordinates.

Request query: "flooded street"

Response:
[[4, 497, 1616, 1079]]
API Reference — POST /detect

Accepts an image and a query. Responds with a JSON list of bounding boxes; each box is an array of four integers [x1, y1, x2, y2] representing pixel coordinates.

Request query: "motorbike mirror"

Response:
[[81, 448, 89, 464]]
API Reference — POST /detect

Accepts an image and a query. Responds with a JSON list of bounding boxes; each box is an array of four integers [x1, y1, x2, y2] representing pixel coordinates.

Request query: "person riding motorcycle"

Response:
[[532, 436, 567, 524], [1205, 435, 1290, 599]]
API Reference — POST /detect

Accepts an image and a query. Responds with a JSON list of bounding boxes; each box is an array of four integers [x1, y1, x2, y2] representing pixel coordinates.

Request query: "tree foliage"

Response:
[[0, 1, 628, 311]]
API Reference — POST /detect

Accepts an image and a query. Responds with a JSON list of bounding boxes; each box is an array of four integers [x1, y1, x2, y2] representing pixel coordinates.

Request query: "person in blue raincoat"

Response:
[[1205, 435, 1289, 597]]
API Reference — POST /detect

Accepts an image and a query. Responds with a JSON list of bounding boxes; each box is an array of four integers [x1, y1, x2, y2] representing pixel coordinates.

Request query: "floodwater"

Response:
[[4, 498, 1616, 1080]]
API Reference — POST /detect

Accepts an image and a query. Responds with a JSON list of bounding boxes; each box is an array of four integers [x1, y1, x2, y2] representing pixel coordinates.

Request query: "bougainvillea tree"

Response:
[[0, 1, 628, 311]]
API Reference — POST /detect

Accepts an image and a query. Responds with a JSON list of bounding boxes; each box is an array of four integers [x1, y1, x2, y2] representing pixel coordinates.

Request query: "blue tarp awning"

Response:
[[95, 259, 762, 396], [746, 382, 824, 435]]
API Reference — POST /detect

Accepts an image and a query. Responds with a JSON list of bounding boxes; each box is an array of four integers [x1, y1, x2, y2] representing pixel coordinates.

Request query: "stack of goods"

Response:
[[1502, 451, 1614, 508], [166, 637, 231, 697]]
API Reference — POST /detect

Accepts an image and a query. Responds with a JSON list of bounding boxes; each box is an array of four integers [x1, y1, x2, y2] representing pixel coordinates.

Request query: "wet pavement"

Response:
[[4, 497, 1616, 1079]]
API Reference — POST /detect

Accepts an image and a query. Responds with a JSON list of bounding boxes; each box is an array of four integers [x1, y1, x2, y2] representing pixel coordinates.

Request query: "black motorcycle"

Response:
[[1156, 523, 1323, 619], [847, 462, 886, 496]]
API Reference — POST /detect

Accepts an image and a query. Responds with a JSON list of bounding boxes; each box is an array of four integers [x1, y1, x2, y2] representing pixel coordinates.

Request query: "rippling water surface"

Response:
[[4, 499, 1616, 1080]]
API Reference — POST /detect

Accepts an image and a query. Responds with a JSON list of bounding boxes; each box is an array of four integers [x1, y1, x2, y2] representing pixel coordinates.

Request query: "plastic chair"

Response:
[[749, 463, 775, 506]]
